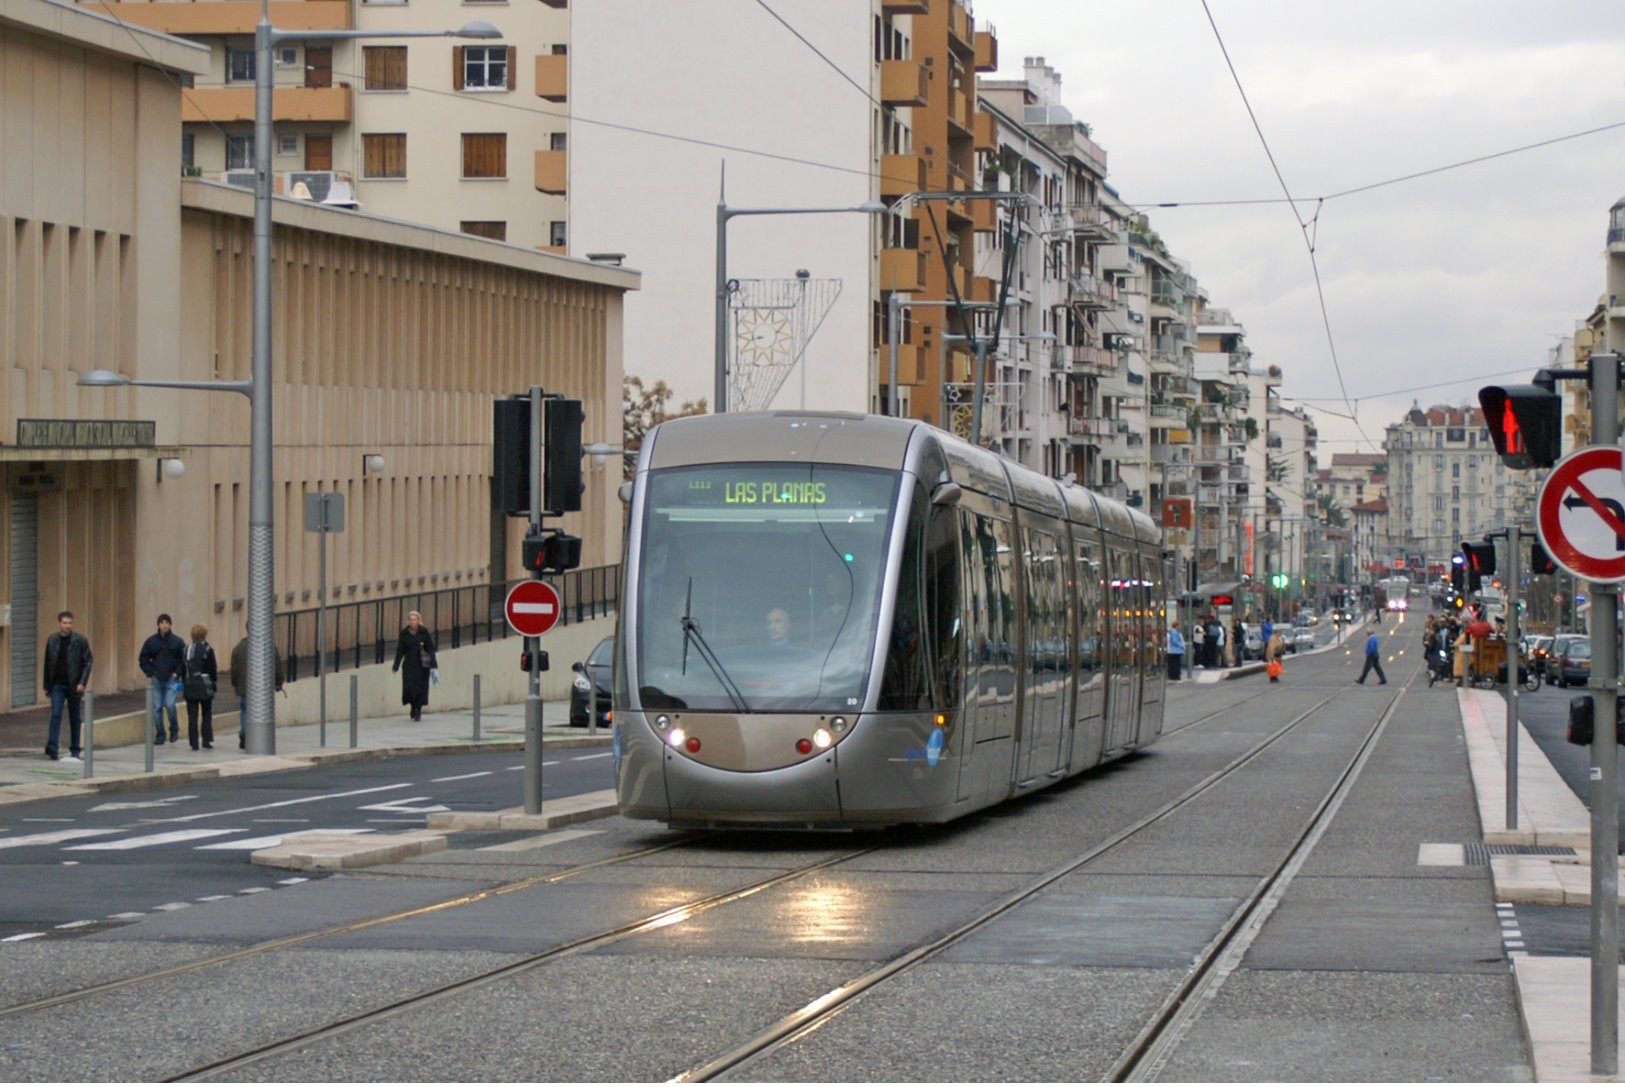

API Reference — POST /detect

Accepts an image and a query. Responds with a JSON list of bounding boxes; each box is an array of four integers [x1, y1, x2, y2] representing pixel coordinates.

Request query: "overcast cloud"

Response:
[[979, 0, 1625, 455]]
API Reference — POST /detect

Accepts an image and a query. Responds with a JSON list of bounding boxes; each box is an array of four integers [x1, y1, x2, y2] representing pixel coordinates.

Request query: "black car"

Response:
[[570, 636, 613, 727]]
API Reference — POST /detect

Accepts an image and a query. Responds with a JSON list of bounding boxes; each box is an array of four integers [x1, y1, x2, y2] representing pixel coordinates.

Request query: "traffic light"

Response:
[[1461, 540, 1494, 591], [1478, 381, 1562, 469], [520, 649, 551, 673], [522, 531, 582, 573], [543, 397, 584, 513], [1270, 572, 1289, 590], [1531, 540, 1557, 576], [492, 392, 586, 516], [1450, 553, 1466, 595]]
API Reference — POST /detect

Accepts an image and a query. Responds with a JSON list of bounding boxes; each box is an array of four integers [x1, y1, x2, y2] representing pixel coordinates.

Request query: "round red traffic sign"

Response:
[[1536, 445, 1625, 583], [505, 580, 561, 637]]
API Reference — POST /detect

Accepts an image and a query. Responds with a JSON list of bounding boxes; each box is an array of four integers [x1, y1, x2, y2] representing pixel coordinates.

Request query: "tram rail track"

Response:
[[670, 652, 1420, 1082]]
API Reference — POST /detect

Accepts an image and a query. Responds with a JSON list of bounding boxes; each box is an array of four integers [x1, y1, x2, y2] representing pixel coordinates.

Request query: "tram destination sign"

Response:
[[17, 418, 156, 449]]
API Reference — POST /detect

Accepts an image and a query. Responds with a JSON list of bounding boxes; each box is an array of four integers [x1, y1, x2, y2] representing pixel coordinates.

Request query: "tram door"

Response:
[[1104, 545, 1138, 754], [1069, 540, 1107, 770], [1018, 527, 1065, 783]]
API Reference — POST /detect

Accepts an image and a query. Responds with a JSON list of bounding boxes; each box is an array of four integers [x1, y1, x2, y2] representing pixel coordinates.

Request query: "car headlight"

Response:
[[573, 674, 591, 693]]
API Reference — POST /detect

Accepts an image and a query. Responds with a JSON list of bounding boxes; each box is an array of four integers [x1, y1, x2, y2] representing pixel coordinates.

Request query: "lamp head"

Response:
[[853, 201, 889, 215], [78, 369, 128, 387], [453, 20, 502, 38]]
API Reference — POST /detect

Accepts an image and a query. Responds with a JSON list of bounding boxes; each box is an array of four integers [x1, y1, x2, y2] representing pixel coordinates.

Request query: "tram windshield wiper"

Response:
[[679, 578, 750, 714]]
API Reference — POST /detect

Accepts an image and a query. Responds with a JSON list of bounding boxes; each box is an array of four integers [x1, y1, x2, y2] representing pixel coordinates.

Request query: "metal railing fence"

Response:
[[277, 564, 621, 682]]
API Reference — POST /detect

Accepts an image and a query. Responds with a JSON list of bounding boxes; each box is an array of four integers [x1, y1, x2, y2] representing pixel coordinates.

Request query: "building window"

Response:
[[364, 46, 407, 91], [460, 221, 506, 241], [549, 131, 567, 151], [225, 135, 254, 170], [549, 220, 567, 247], [461, 133, 506, 178], [277, 133, 298, 157], [1451, 462, 1460, 479], [181, 133, 195, 169], [461, 46, 510, 91], [227, 47, 255, 83], [362, 133, 407, 179]]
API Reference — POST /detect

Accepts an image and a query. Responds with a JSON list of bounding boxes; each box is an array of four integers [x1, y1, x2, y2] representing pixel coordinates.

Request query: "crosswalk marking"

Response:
[[54, 920, 98, 930], [66, 828, 246, 851], [0, 828, 125, 850], [2, 933, 44, 943], [478, 828, 603, 853], [431, 771, 493, 782], [196, 829, 374, 851]]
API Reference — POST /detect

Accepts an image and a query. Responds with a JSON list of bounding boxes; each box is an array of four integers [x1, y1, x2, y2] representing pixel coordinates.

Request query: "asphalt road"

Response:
[[0, 747, 613, 940]]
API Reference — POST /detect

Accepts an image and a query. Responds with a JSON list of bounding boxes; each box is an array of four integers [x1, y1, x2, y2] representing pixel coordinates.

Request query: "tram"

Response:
[[612, 412, 1167, 828]]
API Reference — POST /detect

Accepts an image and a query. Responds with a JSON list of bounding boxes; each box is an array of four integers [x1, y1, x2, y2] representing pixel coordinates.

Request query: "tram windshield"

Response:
[[634, 463, 899, 713]]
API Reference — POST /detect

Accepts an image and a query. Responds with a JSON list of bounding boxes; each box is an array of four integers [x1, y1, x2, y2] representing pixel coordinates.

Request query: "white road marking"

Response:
[[250, 818, 310, 824], [0, 828, 126, 850], [152, 902, 192, 912], [146, 783, 415, 824], [366, 818, 428, 824], [54, 920, 98, 930], [21, 817, 75, 822], [90, 795, 199, 812], [478, 828, 603, 853], [431, 771, 493, 782], [570, 752, 613, 762], [358, 797, 449, 814], [505, 765, 525, 771], [238, 887, 270, 895], [197, 829, 375, 851], [195, 895, 233, 902], [543, 760, 559, 767], [66, 828, 246, 851], [277, 877, 310, 885], [107, 912, 146, 920], [2, 933, 45, 943]]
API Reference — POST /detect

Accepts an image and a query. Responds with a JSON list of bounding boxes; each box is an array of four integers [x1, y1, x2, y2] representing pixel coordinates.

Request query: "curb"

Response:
[[252, 830, 448, 871], [428, 789, 619, 831]]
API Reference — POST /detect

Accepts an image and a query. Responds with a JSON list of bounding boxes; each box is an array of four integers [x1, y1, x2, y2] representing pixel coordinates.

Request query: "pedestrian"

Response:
[[41, 610, 92, 762], [182, 624, 218, 751], [1356, 628, 1388, 684], [1191, 619, 1205, 669], [1231, 619, 1243, 666], [392, 610, 438, 721], [230, 635, 286, 749], [139, 613, 186, 745], [1210, 616, 1225, 668], [1266, 628, 1285, 682], [1167, 619, 1184, 681]]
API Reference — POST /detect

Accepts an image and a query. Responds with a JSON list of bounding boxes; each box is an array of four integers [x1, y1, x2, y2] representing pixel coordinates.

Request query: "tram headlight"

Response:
[[667, 727, 686, 747], [812, 728, 832, 749]]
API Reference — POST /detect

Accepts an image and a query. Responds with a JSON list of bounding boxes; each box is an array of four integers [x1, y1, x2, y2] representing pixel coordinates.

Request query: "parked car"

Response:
[[1292, 626, 1316, 653], [1241, 626, 1266, 661], [1555, 638, 1591, 688], [1545, 635, 1583, 687], [1525, 635, 1553, 668], [570, 635, 614, 727]]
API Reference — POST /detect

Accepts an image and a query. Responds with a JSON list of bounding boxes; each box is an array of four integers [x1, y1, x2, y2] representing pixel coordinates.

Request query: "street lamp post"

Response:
[[235, 8, 501, 754], [714, 193, 886, 413]]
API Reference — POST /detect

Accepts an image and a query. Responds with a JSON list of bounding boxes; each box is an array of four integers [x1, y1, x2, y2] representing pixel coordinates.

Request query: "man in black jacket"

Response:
[[139, 614, 186, 744], [42, 611, 92, 761]]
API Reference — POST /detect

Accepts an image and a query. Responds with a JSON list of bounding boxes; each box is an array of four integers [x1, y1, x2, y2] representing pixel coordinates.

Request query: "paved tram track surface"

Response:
[[0, 615, 1528, 1081]]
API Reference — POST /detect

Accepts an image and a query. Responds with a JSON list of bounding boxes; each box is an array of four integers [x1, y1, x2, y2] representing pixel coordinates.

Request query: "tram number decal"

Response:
[[723, 481, 827, 505]]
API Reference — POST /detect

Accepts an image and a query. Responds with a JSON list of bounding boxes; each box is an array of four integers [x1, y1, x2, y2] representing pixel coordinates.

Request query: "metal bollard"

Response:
[[349, 674, 358, 749], [588, 673, 598, 738], [473, 674, 482, 741], [83, 690, 94, 779], [144, 684, 155, 773]]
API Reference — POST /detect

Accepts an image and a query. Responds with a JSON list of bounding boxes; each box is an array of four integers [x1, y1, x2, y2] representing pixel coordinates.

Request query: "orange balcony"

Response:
[[948, 2, 973, 54], [974, 29, 998, 73], [947, 89, 972, 135], [880, 248, 927, 293], [880, 59, 928, 108], [535, 53, 567, 102], [181, 84, 351, 125], [885, 344, 927, 386], [970, 275, 996, 304], [973, 109, 996, 153], [88, 0, 350, 35], [534, 149, 566, 194], [879, 152, 926, 198], [971, 196, 997, 234]]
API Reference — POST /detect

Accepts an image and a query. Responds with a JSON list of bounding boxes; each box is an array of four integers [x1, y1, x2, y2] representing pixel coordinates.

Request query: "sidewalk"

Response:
[[1458, 685, 1625, 1081], [0, 696, 610, 806]]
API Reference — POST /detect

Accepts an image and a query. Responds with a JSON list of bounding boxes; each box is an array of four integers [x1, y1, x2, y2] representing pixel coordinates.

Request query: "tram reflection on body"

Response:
[[612, 412, 1167, 829]]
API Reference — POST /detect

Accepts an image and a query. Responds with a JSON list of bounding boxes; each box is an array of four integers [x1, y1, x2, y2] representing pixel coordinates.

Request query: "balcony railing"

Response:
[[278, 564, 621, 682], [1068, 273, 1116, 310], [1067, 416, 1111, 440]]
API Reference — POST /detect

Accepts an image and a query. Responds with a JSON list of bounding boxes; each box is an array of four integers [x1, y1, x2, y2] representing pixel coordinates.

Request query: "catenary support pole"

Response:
[[1589, 352, 1620, 1077]]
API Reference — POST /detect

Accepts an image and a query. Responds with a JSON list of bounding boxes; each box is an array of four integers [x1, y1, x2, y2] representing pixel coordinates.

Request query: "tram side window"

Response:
[[1077, 539, 1103, 684], [925, 500, 962, 708], [880, 486, 930, 710], [992, 517, 1015, 667]]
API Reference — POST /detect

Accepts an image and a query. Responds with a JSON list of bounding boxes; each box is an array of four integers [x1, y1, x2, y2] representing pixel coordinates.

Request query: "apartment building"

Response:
[[572, 0, 995, 421], [1349, 499, 1391, 580], [1383, 404, 1527, 561], [85, 0, 571, 251]]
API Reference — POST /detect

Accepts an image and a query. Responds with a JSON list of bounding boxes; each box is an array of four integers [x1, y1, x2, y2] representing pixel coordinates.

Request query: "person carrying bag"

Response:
[[183, 624, 219, 750]]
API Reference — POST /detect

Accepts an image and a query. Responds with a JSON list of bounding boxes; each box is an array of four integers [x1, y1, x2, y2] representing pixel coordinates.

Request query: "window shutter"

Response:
[[452, 46, 465, 90], [506, 46, 517, 90]]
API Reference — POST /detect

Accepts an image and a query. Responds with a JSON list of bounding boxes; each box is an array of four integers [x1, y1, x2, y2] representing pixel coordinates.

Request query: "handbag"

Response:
[[184, 644, 216, 701], [1266, 658, 1284, 679], [419, 644, 434, 669]]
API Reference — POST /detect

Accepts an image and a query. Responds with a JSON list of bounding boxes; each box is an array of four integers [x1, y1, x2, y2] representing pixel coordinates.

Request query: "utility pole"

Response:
[[1588, 354, 1620, 1076]]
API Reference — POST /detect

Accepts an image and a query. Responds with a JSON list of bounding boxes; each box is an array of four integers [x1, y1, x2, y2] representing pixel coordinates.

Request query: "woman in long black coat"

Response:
[[392, 610, 437, 721]]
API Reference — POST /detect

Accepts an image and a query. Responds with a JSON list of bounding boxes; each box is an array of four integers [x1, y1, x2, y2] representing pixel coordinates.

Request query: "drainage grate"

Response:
[[1463, 842, 1578, 866]]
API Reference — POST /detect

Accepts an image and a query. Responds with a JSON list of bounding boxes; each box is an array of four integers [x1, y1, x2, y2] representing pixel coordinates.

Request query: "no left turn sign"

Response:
[[1536, 445, 1625, 583]]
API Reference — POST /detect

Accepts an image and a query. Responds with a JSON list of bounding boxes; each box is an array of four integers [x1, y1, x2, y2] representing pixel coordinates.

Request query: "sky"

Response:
[[978, 0, 1625, 458]]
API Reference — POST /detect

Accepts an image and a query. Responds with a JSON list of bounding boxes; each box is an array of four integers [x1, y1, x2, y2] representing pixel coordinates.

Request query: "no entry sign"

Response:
[[1536, 445, 1625, 583], [505, 580, 561, 637]]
